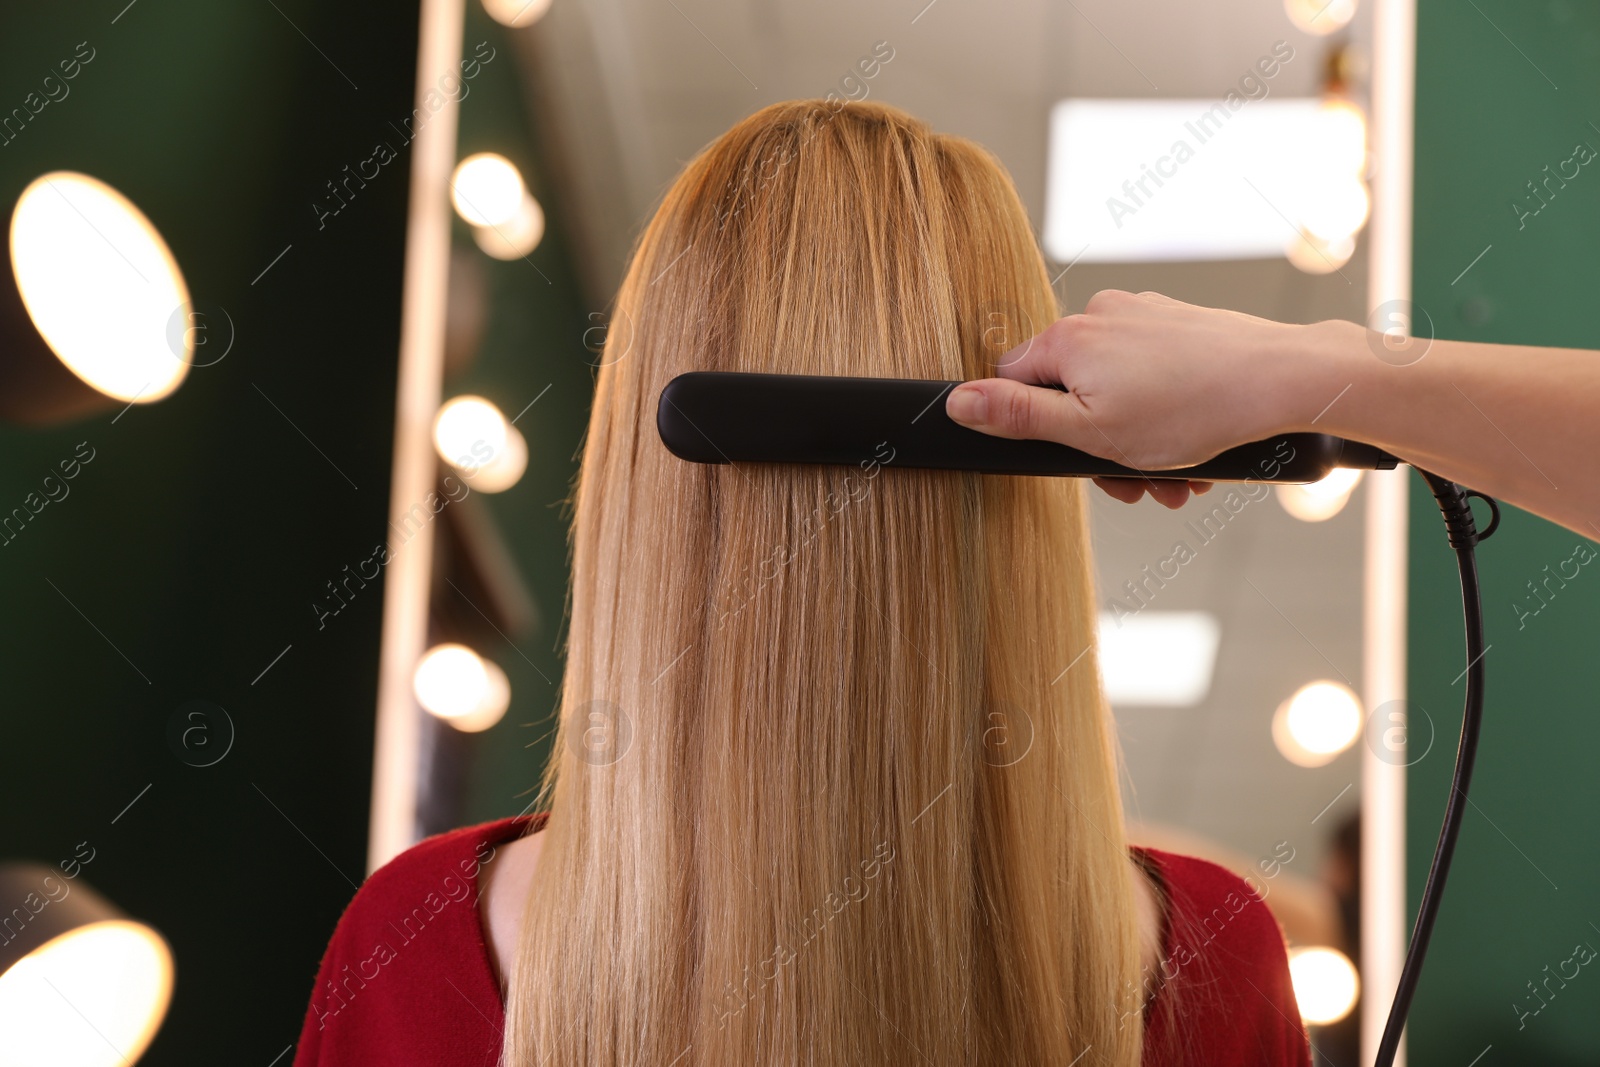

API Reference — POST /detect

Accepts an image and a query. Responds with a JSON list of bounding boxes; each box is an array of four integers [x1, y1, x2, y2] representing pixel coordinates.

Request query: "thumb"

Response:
[[945, 379, 1096, 449]]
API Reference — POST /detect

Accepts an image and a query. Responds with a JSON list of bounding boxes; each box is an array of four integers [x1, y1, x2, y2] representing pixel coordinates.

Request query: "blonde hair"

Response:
[[503, 99, 1144, 1067]]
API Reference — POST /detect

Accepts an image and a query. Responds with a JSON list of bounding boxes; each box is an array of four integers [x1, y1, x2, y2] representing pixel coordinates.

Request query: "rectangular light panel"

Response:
[[1044, 97, 1326, 263], [1097, 610, 1222, 706]]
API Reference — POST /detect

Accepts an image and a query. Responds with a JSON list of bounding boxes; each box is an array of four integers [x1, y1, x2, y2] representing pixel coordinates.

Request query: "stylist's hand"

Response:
[[945, 289, 1303, 509]]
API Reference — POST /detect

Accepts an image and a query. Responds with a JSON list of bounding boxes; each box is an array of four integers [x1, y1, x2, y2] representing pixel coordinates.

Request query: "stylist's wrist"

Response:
[[1277, 318, 1371, 436]]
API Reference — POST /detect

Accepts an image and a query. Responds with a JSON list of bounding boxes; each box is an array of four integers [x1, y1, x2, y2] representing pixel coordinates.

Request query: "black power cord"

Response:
[[1374, 470, 1500, 1066]]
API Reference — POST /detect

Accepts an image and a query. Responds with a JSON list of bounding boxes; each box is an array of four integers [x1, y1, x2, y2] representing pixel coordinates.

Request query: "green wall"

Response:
[[1408, 1, 1600, 1060], [0, 3, 592, 1065], [0, 1, 593, 1059], [0, 3, 421, 1060]]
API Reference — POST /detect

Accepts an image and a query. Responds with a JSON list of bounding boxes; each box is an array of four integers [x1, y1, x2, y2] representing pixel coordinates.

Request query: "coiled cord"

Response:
[[1373, 471, 1499, 1066]]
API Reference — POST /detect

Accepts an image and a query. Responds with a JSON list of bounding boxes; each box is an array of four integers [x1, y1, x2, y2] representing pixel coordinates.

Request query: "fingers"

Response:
[[1093, 477, 1213, 508], [946, 377, 1091, 446], [1134, 290, 1185, 308], [1093, 477, 1147, 504], [1144, 480, 1192, 508], [993, 314, 1076, 385], [991, 288, 1179, 385]]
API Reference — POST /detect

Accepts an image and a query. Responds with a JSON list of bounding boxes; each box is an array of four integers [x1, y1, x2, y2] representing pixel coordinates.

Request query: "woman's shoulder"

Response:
[[1134, 845, 1311, 1067], [366, 814, 538, 897], [290, 814, 541, 1067], [327, 814, 538, 951]]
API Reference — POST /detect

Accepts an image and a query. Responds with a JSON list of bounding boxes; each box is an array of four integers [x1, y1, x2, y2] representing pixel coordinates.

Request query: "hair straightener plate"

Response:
[[657, 371, 1398, 482]]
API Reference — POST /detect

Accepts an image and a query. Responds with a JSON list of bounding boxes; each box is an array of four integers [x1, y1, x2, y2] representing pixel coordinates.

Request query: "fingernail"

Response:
[[947, 385, 986, 425]]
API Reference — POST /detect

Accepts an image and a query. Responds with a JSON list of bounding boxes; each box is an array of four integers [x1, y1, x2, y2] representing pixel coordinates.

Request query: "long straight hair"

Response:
[[503, 99, 1144, 1067]]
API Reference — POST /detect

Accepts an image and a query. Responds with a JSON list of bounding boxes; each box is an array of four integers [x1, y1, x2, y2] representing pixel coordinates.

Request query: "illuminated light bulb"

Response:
[[9, 172, 191, 404], [482, 0, 553, 28], [1273, 680, 1364, 768], [1285, 229, 1356, 274], [1300, 176, 1371, 245], [451, 154, 526, 229], [1277, 467, 1364, 522], [1285, 0, 1357, 35], [472, 191, 545, 260], [434, 395, 509, 472], [0, 919, 173, 1066], [413, 644, 511, 732], [469, 423, 527, 493], [1315, 98, 1368, 177], [1289, 946, 1359, 1024]]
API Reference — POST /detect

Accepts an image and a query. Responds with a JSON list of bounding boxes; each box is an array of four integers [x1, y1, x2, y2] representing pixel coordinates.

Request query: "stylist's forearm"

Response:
[[1291, 319, 1600, 539]]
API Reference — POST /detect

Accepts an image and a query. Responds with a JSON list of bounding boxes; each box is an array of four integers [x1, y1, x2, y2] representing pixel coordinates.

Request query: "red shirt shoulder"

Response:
[[1136, 847, 1312, 1067], [290, 825, 1307, 1066], [291, 815, 535, 1067]]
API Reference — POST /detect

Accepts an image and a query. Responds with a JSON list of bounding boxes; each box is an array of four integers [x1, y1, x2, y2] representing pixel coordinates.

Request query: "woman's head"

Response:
[[506, 99, 1143, 1067]]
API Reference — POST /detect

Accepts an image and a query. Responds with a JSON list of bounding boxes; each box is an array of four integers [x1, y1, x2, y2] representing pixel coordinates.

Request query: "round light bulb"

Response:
[[434, 395, 509, 473], [1285, 229, 1357, 274], [482, 0, 553, 28], [451, 154, 526, 229], [1285, 0, 1357, 35], [1316, 98, 1368, 176], [1276, 468, 1363, 521], [1289, 946, 1359, 1024], [0, 920, 173, 1067], [413, 644, 511, 732], [1300, 176, 1371, 244], [9, 172, 191, 404], [1273, 680, 1364, 767], [472, 191, 545, 260], [469, 423, 527, 493]]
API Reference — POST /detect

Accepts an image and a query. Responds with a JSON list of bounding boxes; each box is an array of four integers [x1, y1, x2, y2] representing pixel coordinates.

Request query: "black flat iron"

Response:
[[657, 371, 1398, 482]]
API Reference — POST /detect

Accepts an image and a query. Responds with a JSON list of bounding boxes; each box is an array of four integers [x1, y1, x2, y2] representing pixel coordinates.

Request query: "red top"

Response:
[[292, 815, 1310, 1066]]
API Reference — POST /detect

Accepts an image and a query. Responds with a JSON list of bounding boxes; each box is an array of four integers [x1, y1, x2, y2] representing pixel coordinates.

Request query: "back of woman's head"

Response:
[[505, 99, 1144, 1067]]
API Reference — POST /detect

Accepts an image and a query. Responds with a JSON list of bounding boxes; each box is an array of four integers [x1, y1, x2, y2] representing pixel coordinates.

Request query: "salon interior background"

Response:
[[0, 0, 1596, 1064]]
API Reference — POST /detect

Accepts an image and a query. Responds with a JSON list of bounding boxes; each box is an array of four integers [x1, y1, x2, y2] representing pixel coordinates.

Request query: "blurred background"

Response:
[[0, 0, 1596, 1064]]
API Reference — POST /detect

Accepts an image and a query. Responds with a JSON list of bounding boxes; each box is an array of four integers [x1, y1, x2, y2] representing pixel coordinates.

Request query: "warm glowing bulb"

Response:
[[1289, 946, 1359, 1024], [451, 154, 526, 229], [469, 423, 527, 493], [472, 192, 545, 260], [1277, 468, 1363, 521], [1300, 176, 1371, 244], [1285, 230, 1357, 274], [0, 920, 173, 1067], [9, 172, 191, 404], [1285, 0, 1357, 35], [1273, 680, 1363, 767], [413, 644, 511, 732], [482, 0, 553, 27], [1316, 98, 1368, 176], [434, 395, 509, 472]]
